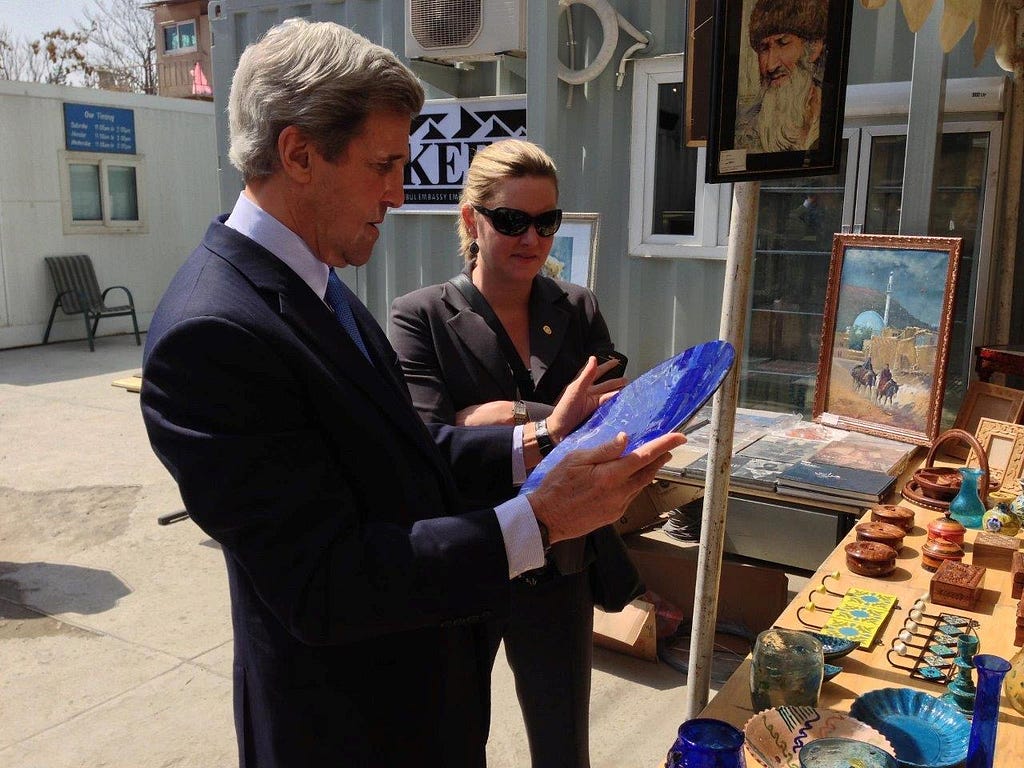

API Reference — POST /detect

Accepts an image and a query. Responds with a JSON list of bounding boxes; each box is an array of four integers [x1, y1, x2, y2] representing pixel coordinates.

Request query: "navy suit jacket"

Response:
[[141, 218, 515, 767]]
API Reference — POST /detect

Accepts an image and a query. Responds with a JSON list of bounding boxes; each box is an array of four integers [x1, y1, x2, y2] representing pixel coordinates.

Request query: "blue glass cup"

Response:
[[666, 718, 746, 768]]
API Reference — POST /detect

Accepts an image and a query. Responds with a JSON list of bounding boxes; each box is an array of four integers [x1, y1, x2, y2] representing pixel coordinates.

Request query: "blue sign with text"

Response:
[[63, 103, 136, 154]]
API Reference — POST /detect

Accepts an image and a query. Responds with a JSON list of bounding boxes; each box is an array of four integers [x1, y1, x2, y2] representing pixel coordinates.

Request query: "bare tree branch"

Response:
[[77, 0, 157, 93]]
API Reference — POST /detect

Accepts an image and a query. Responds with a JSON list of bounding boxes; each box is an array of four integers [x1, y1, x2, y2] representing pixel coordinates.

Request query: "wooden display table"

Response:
[[697, 498, 1024, 764]]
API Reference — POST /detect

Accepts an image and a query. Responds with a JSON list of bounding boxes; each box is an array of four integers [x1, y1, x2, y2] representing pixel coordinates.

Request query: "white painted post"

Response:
[[683, 179, 759, 719]]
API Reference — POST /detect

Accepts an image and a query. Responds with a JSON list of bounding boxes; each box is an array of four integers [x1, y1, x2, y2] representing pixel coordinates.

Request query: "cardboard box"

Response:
[[615, 479, 700, 535], [623, 529, 789, 640], [593, 599, 657, 661], [930, 560, 986, 610], [971, 531, 1021, 571]]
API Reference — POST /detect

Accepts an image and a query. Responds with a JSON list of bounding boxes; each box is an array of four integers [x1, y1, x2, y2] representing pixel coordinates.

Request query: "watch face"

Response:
[[513, 400, 529, 425]]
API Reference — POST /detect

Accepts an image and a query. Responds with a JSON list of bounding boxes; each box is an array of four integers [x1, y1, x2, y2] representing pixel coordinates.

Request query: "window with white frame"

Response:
[[60, 152, 146, 233], [163, 20, 197, 54], [628, 55, 729, 259]]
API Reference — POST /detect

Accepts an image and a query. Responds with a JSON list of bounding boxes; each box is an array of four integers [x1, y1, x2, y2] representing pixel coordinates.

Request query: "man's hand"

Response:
[[527, 431, 686, 544], [546, 356, 627, 442]]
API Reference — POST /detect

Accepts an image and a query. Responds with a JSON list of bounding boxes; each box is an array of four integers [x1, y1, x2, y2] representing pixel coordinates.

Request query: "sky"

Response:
[[0, 0, 93, 41]]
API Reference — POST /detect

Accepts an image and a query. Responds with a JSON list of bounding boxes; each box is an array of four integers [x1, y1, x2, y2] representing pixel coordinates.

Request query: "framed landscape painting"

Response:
[[706, 0, 855, 182], [812, 234, 962, 446]]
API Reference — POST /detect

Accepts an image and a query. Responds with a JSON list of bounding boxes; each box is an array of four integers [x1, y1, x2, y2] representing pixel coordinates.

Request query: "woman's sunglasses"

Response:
[[473, 205, 563, 238]]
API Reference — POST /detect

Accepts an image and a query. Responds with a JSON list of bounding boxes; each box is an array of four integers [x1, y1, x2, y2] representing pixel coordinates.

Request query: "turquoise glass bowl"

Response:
[[519, 340, 734, 494], [849, 688, 970, 768]]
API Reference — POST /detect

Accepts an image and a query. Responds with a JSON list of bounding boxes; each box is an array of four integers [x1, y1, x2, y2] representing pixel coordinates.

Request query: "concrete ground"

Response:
[[0, 334, 751, 768]]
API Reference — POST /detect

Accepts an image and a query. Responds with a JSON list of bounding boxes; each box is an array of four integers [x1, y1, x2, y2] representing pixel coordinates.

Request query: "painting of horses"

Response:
[[812, 233, 962, 446]]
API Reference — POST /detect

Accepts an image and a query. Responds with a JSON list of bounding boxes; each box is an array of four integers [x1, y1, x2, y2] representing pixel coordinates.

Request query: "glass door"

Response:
[[738, 120, 1001, 423], [856, 123, 1000, 425], [739, 131, 860, 414]]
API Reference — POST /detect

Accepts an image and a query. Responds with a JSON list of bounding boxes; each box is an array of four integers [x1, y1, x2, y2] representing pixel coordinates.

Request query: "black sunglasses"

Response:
[[473, 205, 563, 238]]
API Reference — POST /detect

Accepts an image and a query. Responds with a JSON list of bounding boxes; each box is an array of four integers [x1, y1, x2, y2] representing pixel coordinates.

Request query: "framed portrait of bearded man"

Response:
[[706, 0, 854, 183]]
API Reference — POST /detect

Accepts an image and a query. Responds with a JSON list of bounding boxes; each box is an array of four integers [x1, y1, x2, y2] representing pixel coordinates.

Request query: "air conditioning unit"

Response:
[[405, 0, 527, 62]]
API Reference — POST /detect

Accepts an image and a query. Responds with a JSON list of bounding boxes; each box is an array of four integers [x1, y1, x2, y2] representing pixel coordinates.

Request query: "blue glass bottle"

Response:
[[950, 467, 986, 529], [965, 654, 1011, 768]]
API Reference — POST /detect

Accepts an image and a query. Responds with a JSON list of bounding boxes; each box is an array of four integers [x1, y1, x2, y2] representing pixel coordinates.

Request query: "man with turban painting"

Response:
[[735, 0, 828, 153]]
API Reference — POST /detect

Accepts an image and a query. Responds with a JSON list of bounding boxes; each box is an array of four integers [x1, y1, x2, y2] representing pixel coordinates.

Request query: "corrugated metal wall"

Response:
[[209, 0, 1008, 379], [209, 0, 728, 378]]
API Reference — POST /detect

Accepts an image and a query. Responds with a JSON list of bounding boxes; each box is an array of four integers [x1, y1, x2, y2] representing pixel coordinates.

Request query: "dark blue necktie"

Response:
[[325, 270, 371, 361]]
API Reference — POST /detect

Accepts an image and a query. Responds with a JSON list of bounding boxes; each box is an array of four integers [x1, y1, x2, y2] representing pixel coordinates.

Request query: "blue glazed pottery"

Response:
[[949, 467, 986, 530], [799, 631, 859, 662], [519, 340, 735, 494], [667, 717, 746, 768], [850, 688, 970, 768]]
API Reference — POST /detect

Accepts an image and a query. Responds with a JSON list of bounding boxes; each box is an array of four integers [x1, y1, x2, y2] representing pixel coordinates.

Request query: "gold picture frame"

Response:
[[966, 417, 1024, 491], [812, 233, 962, 446]]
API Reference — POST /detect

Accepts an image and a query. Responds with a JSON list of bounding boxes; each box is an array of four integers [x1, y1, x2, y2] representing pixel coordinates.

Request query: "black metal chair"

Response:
[[42, 255, 141, 351]]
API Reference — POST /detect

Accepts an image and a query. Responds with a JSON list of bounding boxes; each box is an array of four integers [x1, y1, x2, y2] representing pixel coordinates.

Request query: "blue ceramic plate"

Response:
[[849, 688, 970, 768], [519, 340, 735, 495], [800, 630, 859, 662], [822, 663, 843, 682]]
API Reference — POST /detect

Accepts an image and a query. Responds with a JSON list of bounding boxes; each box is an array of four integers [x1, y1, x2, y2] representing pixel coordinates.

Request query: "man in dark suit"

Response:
[[140, 19, 682, 768]]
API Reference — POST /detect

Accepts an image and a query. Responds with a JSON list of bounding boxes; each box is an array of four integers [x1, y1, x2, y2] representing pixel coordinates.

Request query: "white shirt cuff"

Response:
[[494, 495, 546, 578], [512, 424, 526, 486]]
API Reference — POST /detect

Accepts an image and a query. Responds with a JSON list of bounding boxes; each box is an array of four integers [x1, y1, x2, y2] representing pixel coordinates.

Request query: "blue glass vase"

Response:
[[965, 654, 1011, 768], [667, 718, 746, 768], [950, 467, 986, 530]]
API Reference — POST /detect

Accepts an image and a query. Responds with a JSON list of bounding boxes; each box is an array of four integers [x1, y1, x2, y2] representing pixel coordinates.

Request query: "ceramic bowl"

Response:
[[798, 737, 898, 768], [870, 504, 916, 533], [743, 707, 894, 768], [849, 688, 970, 768], [822, 663, 843, 682], [913, 468, 961, 501], [845, 541, 898, 577], [797, 630, 859, 662]]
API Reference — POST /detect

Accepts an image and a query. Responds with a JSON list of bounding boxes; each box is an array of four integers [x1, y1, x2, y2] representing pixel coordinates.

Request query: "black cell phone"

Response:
[[595, 351, 628, 383]]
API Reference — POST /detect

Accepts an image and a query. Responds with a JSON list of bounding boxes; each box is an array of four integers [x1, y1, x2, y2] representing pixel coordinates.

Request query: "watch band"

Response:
[[512, 399, 529, 426], [535, 419, 555, 457], [535, 518, 551, 552]]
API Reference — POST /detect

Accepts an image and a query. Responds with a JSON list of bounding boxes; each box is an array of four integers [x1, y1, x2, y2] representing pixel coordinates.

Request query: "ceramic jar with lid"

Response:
[[921, 537, 965, 571], [928, 515, 967, 545], [845, 541, 898, 577], [856, 521, 906, 553], [870, 504, 915, 533]]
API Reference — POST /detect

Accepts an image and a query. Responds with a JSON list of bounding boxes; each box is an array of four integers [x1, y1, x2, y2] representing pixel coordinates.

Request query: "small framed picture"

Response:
[[966, 417, 1024, 491], [812, 233, 962, 446], [706, 0, 855, 183], [543, 212, 600, 290], [947, 382, 1024, 459]]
